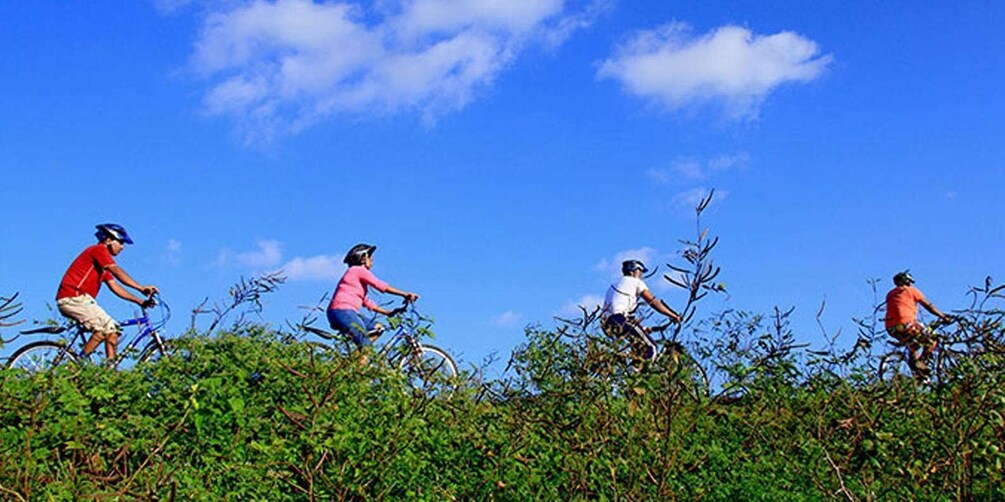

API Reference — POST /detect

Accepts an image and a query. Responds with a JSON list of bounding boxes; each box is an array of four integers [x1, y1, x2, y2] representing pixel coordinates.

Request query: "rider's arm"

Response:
[[920, 298, 949, 320], [106, 278, 147, 307], [370, 305, 394, 316], [641, 290, 682, 323], [106, 265, 158, 296], [384, 285, 419, 303]]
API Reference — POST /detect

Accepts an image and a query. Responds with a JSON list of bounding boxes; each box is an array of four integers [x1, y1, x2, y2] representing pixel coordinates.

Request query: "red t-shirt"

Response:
[[56, 244, 117, 300], [885, 285, 925, 328]]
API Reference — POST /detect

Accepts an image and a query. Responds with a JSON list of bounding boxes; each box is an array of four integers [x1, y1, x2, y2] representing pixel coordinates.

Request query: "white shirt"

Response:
[[603, 276, 649, 316]]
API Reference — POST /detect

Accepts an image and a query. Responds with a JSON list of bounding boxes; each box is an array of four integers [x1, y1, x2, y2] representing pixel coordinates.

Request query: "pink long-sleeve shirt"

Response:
[[328, 266, 389, 312]]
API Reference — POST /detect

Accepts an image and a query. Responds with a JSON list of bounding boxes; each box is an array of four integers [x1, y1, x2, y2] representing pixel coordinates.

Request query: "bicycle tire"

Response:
[[877, 351, 908, 382], [138, 339, 176, 364], [6, 341, 78, 374], [398, 344, 457, 395]]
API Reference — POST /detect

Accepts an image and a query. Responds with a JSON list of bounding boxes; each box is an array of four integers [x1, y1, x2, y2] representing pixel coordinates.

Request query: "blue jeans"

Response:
[[327, 309, 377, 348]]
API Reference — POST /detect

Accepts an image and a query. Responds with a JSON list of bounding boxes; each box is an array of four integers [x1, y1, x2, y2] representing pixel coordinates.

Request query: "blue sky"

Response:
[[2, 0, 1003, 369]]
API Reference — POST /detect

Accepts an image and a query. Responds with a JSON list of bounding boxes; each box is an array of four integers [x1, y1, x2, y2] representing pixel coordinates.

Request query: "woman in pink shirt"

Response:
[[327, 243, 419, 348]]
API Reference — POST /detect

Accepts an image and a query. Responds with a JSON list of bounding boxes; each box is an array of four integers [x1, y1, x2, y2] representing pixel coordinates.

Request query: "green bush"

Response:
[[1, 316, 1003, 500]]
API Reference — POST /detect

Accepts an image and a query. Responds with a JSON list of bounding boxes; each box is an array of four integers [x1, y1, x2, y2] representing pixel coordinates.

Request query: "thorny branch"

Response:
[[191, 272, 286, 333]]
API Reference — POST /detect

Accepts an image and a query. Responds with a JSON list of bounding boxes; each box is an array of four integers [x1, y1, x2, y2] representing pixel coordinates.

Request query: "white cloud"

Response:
[[188, 0, 606, 142], [648, 152, 750, 183], [559, 294, 603, 316], [217, 240, 344, 281], [598, 22, 831, 119], [279, 255, 343, 281], [233, 239, 284, 268], [165, 239, 183, 265], [671, 187, 728, 212], [595, 246, 659, 277], [491, 310, 524, 327]]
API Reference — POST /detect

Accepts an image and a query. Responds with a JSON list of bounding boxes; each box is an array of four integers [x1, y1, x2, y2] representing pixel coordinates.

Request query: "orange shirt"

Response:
[[885, 285, 925, 328]]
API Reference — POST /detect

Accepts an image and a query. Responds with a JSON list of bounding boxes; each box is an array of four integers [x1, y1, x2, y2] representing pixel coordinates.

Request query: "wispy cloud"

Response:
[[280, 255, 342, 281], [598, 22, 831, 119], [187, 0, 607, 142], [491, 310, 524, 327], [595, 246, 659, 278], [648, 152, 749, 183], [558, 294, 603, 316], [236, 239, 284, 268], [165, 239, 183, 266], [217, 239, 344, 282], [671, 187, 728, 212]]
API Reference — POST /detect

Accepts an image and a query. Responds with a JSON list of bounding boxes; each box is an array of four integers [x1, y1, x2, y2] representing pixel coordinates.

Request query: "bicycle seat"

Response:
[[20, 325, 67, 335], [301, 325, 336, 340]]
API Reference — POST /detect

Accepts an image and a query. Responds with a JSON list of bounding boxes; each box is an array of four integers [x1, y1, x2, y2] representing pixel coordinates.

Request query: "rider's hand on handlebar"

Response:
[[141, 297, 157, 309], [141, 285, 159, 297], [404, 292, 420, 303]]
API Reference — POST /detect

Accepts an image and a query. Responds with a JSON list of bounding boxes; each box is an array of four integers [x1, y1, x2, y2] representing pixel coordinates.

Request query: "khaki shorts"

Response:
[[57, 295, 119, 333]]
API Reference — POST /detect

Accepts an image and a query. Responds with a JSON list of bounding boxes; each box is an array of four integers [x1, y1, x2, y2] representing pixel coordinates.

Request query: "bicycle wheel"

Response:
[[398, 344, 457, 395], [138, 339, 178, 364], [6, 341, 78, 374], [877, 351, 908, 382]]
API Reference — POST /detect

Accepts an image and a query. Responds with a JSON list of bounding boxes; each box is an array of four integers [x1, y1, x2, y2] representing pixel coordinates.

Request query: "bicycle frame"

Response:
[[299, 303, 458, 394], [375, 306, 430, 362], [16, 295, 171, 367]]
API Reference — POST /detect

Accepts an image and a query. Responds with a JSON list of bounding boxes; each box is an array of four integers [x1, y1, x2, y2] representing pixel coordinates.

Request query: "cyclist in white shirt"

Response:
[[602, 259, 681, 361]]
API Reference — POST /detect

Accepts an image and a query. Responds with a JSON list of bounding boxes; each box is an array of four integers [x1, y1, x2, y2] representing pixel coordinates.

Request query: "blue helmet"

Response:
[[95, 223, 133, 244]]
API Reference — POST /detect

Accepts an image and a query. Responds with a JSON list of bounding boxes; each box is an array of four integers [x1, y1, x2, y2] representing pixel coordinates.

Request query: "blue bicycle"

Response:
[[5, 294, 173, 374], [300, 302, 458, 394]]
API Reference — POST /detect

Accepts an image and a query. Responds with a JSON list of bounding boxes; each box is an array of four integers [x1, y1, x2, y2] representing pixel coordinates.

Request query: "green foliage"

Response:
[[1, 309, 1003, 499]]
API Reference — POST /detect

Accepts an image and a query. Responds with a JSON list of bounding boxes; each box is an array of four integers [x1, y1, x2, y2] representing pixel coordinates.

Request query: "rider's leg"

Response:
[[83, 330, 108, 356], [368, 323, 385, 344], [58, 295, 118, 360], [902, 322, 931, 377], [601, 315, 625, 338], [328, 308, 378, 364], [625, 321, 656, 362], [105, 331, 120, 360]]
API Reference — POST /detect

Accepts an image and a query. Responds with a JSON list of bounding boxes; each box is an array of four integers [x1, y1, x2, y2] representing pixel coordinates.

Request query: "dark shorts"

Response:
[[327, 309, 377, 348], [602, 313, 657, 361]]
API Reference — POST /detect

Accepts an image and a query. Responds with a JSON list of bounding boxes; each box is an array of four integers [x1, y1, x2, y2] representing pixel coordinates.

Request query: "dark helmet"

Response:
[[622, 259, 648, 276], [343, 243, 377, 266], [893, 270, 915, 286], [95, 223, 134, 244]]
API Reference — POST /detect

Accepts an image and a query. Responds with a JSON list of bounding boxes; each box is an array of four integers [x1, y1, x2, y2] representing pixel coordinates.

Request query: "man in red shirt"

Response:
[[56, 224, 159, 360], [885, 270, 949, 378]]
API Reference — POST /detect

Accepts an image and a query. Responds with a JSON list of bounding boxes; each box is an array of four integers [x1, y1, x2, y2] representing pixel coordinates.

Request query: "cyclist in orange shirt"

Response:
[[885, 270, 949, 378]]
